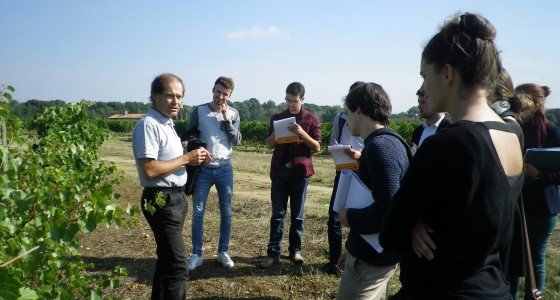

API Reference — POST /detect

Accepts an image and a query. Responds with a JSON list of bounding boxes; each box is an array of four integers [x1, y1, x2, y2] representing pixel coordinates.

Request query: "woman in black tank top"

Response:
[[380, 12, 524, 299]]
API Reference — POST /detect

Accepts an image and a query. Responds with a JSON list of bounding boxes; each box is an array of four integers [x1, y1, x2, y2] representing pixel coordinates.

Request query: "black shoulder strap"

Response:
[[371, 127, 414, 161], [481, 121, 515, 133], [338, 112, 346, 139], [182, 105, 201, 141]]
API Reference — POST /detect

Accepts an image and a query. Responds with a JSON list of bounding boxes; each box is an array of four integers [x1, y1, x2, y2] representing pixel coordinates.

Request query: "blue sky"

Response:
[[2, 0, 559, 114]]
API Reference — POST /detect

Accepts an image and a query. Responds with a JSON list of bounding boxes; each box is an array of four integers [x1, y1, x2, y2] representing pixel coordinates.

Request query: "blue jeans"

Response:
[[510, 214, 557, 300], [191, 164, 233, 256], [266, 164, 310, 258], [142, 188, 188, 300]]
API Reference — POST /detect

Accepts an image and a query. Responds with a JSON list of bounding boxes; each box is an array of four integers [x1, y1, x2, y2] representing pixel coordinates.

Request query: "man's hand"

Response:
[[288, 122, 304, 137], [266, 130, 277, 149], [186, 148, 212, 166], [344, 148, 361, 161], [220, 103, 229, 121]]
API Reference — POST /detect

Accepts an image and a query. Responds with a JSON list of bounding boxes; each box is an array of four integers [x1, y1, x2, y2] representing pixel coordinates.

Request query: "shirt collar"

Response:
[[424, 114, 446, 129], [148, 108, 174, 126]]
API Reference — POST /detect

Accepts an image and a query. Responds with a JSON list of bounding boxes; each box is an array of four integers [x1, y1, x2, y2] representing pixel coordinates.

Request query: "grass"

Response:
[[81, 135, 560, 299]]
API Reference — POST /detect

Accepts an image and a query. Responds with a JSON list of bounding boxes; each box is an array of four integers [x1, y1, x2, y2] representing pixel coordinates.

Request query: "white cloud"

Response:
[[226, 26, 291, 40]]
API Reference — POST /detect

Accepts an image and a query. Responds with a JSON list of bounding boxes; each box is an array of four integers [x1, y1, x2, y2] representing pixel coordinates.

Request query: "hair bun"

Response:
[[459, 12, 496, 41], [542, 86, 551, 97]]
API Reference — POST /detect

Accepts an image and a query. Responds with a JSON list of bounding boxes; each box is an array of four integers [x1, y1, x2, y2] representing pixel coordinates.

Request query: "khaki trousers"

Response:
[[336, 252, 397, 300]]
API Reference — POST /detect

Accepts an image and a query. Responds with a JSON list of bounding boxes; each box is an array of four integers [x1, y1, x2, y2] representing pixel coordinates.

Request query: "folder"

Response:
[[524, 147, 560, 184], [333, 170, 383, 253]]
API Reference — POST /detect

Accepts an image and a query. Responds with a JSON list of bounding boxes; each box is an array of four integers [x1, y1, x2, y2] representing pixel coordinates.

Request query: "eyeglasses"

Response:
[[285, 97, 301, 104]]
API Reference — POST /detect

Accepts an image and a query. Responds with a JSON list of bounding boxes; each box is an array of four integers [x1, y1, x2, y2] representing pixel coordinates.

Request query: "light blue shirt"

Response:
[[187, 103, 242, 168], [132, 108, 187, 187]]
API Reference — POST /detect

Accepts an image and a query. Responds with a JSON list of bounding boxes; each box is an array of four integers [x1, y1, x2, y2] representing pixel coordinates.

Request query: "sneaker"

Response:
[[290, 252, 304, 264], [218, 252, 234, 268], [187, 254, 203, 271], [258, 256, 279, 268], [317, 263, 340, 275]]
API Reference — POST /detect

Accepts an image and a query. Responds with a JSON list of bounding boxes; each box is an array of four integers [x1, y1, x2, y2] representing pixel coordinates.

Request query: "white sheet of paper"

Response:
[[333, 170, 373, 212], [328, 145, 357, 170], [333, 170, 383, 253], [273, 117, 298, 143]]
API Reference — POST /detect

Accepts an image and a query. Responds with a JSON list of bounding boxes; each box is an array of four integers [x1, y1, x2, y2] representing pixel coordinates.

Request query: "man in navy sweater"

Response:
[[336, 82, 409, 300]]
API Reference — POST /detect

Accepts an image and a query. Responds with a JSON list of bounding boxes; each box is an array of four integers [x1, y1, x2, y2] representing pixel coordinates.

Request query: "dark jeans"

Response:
[[266, 164, 310, 258], [510, 213, 557, 300], [142, 187, 189, 300], [327, 171, 343, 265]]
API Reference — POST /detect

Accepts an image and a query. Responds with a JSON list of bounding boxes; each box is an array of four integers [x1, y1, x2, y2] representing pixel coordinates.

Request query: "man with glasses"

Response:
[[259, 82, 322, 268]]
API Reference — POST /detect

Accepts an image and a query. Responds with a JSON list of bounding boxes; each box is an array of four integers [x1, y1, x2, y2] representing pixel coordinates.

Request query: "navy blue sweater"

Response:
[[345, 130, 409, 266]]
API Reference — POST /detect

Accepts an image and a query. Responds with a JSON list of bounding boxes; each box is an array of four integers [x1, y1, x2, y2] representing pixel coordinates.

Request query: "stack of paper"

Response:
[[328, 145, 358, 171], [273, 117, 299, 144], [334, 170, 383, 253]]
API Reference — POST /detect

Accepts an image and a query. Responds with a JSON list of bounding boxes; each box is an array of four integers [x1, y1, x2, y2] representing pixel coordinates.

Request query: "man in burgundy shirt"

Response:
[[259, 82, 322, 268]]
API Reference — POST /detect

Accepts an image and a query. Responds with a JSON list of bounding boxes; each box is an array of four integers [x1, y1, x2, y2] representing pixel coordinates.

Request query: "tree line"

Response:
[[8, 98, 560, 125], [10, 98, 416, 123]]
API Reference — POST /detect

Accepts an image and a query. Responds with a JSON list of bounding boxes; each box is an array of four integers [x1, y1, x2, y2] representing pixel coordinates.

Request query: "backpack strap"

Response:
[[338, 112, 346, 140], [182, 105, 201, 141], [370, 127, 414, 161]]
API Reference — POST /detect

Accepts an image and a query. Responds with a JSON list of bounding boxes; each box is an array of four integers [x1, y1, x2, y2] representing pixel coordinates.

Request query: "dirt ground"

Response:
[[81, 137, 560, 299], [79, 139, 350, 299]]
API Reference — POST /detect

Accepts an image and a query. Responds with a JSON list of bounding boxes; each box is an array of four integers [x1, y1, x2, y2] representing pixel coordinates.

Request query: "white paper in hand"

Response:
[[333, 170, 383, 253], [273, 117, 299, 144], [328, 145, 358, 171]]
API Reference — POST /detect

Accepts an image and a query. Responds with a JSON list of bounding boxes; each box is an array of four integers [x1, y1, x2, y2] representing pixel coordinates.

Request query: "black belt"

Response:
[[144, 186, 185, 193]]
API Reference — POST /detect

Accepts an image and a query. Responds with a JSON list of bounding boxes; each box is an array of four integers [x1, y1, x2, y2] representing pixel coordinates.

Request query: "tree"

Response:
[[406, 106, 419, 118], [0, 95, 139, 299], [546, 108, 559, 126], [230, 101, 250, 122]]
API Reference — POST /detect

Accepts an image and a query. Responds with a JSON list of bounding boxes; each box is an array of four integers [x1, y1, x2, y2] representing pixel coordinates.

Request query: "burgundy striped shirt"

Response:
[[268, 108, 321, 179]]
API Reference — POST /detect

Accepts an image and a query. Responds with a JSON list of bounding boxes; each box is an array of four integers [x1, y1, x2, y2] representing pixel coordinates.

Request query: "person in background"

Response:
[[259, 82, 321, 268], [510, 83, 560, 299], [488, 67, 530, 144], [336, 82, 410, 300], [132, 73, 210, 300], [379, 12, 524, 299], [410, 88, 451, 150], [318, 81, 365, 276], [186, 76, 242, 271]]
